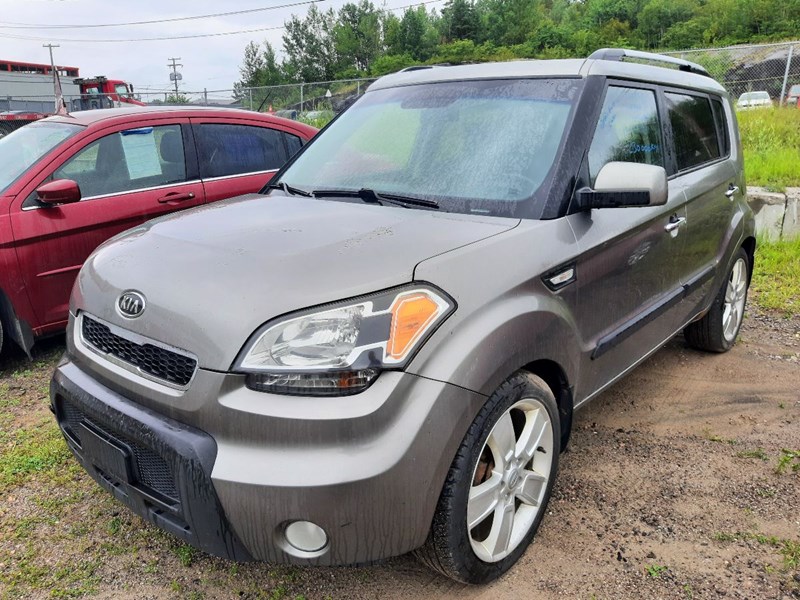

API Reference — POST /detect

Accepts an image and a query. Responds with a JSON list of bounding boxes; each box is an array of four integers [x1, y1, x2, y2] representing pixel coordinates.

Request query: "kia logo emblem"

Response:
[[117, 291, 146, 318]]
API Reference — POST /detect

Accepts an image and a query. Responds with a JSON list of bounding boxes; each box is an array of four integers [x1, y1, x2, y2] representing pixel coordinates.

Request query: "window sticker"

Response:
[[120, 128, 162, 179]]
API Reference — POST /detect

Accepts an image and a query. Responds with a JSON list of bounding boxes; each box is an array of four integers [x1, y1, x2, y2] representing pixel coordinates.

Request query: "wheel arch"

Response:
[[0, 287, 35, 357], [519, 359, 573, 452], [741, 235, 756, 282]]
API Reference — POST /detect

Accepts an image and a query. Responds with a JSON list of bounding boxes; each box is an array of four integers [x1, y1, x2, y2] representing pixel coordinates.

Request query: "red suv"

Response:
[[0, 106, 316, 356]]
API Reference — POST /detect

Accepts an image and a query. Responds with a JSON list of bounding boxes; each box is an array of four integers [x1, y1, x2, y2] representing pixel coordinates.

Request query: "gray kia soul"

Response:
[[51, 49, 755, 584]]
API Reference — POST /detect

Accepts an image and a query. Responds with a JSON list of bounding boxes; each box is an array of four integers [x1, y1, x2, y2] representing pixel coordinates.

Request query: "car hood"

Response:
[[74, 194, 518, 369]]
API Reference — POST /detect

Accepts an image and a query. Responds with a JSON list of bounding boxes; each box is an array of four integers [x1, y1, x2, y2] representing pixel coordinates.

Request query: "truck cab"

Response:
[[74, 77, 145, 109]]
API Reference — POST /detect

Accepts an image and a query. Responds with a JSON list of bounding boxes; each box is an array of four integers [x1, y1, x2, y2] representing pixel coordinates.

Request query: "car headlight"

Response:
[[233, 285, 455, 396]]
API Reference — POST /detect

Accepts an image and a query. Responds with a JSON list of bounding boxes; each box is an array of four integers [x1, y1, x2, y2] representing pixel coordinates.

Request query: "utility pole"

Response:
[[43, 43, 67, 115], [43, 43, 60, 71], [167, 57, 183, 98]]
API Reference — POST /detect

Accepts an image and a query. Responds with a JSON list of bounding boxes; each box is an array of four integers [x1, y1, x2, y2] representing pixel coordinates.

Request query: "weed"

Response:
[[775, 449, 800, 474], [683, 583, 694, 599], [706, 432, 737, 445], [270, 585, 288, 600], [144, 559, 159, 574], [646, 564, 668, 578], [736, 448, 768, 461], [174, 543, 196, 567], [108, 516, 123, 535], [756, 487, 776, 498], [713, 531, 800, 570]]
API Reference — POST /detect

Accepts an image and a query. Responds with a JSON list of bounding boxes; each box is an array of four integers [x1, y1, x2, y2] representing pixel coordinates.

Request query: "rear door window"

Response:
[[588, 86, 664, 185], [195, 124, 288, 178], [665, 93, 721, 171]]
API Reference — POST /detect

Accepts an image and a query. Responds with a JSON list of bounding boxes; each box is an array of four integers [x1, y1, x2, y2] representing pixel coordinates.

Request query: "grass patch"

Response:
[[713, 531, 800, 570], [739, 108, 800, 190], [0, 544, 101, 599], [751, 237, 800, 316], [174, 542, 197, 567], [645, 564, 668, 578], [736, 448, 769, 461], [0, 420, 73, 493]]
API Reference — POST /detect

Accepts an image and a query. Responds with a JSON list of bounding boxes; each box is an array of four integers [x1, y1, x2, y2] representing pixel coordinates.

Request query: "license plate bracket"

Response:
[[79, 422, 133, 484]]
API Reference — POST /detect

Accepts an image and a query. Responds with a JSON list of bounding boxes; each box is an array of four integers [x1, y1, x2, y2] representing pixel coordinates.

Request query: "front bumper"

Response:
[[51, 359, 253, 561], [51, 355, 486, 565]]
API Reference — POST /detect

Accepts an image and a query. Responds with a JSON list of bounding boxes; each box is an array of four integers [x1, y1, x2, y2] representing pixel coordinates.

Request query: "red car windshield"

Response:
[[0, 121, 83, 194]]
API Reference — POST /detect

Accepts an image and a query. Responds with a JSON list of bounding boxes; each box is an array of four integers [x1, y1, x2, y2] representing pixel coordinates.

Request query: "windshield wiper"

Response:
[[265, 181, 313, 197], [311, 188, 439, 210]]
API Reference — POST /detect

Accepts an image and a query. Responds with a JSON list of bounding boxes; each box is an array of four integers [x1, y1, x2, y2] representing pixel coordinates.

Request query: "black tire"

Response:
[[684, 247, 750, 353], [416, 371, 560, 584]]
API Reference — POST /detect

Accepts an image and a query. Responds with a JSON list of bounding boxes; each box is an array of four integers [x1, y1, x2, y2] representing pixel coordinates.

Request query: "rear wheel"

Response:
[[684, 248, 749, 352], [416, 372, 559, 583]]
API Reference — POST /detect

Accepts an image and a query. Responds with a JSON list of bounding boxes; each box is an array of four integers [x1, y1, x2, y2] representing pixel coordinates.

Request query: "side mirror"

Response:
[[36, 179, 82, 206], [577, 162, 668, 210]]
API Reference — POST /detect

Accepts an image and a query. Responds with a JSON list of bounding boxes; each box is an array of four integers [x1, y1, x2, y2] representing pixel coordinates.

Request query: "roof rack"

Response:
[[588, 48, 711, 78], [399, 63, 453, 73]]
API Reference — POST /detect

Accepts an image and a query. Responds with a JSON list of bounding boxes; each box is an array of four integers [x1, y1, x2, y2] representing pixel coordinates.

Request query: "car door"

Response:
[[9, 119, 204, 328], [660, 90, 739, 314], [190, 118, 306, 203], [566, 83, 689, 401]]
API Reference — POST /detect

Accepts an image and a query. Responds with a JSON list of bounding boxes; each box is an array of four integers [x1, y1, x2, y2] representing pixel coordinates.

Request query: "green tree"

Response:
[[638, 0, 698, 48], [334, 1, 383, 75], [282, 5, 339, 81], [440, 0, 480, 43]]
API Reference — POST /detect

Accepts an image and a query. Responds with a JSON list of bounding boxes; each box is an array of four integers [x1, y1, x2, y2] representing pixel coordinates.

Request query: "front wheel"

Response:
[[416, 372, 560, 583], [684, 247, 750, 352]]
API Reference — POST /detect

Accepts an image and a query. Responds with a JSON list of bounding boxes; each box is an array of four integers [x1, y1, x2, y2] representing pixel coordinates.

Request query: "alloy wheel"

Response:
[[467, 398, 554, 563]]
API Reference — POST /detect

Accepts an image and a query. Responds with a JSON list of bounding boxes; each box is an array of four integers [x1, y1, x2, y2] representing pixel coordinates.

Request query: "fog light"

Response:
[[285, 521, 327, 552]]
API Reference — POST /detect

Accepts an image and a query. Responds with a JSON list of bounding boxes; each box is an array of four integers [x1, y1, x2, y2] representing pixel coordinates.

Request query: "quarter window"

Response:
[[588, 86, 663, 184], [665, 93, 721, 171], [195, 124, 288, 178], [284, 133, 304, 156], [53, 124, 186, 199], [711, 98, 730, 156]]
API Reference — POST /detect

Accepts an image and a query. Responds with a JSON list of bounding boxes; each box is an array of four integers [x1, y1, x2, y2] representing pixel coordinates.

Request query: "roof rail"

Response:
[[399, 63, 453, 73], [588, 48, 711, 78]]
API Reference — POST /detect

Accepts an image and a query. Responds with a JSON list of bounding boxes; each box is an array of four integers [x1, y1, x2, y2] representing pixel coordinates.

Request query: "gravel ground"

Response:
[[1, 305, 798, 600]]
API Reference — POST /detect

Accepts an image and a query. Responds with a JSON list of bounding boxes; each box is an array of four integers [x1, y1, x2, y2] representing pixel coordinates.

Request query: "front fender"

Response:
[[407, 292, 580, 398]]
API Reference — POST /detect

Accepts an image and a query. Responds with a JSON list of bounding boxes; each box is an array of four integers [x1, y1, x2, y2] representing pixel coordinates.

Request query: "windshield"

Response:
[[0, 121, 83, 194], [278, 78, 581, 218]]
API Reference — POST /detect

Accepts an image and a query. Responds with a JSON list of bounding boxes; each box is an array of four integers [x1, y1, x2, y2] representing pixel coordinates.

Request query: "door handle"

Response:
[[664, 216, 687, 233], [157, 191, 195, 204], [725, 185, 740, 199]]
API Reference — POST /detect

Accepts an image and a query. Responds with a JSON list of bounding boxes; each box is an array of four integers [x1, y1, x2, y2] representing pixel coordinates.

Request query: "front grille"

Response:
[[60, 399, 179, 501], [81, 315, 197, 387]]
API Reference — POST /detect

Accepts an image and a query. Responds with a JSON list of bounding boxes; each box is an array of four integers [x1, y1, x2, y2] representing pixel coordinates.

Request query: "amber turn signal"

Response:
[[388, 292, 444, 360]]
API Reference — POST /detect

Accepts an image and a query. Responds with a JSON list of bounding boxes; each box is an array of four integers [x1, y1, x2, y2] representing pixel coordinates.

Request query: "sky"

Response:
[[0, 0, 443, 103]]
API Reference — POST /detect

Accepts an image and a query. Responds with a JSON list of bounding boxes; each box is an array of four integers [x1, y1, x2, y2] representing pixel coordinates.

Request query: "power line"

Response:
[[0, 25, 286, 43], [0, 1, 325, 29], [0, 0, 445, 43]]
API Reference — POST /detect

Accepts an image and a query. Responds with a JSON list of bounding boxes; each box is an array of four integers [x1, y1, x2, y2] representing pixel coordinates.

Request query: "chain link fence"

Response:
[[664, 40, 800, 105]]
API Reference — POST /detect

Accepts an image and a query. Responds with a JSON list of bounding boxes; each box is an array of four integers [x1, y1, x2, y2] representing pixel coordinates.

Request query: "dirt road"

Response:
[[1, 307, 798, 599]]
